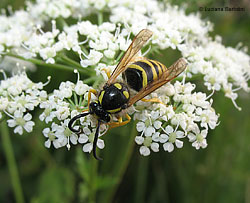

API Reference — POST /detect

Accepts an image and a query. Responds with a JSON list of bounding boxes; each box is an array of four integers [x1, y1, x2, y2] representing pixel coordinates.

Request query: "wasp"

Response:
[[68, 29, 187, 160]]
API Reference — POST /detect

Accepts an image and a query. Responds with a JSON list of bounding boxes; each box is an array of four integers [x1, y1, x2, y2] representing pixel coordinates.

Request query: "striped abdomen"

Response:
[[123, 59, 167, 92]]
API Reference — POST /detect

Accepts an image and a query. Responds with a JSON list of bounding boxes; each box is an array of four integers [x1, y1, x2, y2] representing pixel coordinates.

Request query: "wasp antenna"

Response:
[[93, 120, 103, 161], [68, 112, 90, 133]]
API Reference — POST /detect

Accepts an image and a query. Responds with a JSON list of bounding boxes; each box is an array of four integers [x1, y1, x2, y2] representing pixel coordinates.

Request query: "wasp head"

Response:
[[89, 101, 111, 123]]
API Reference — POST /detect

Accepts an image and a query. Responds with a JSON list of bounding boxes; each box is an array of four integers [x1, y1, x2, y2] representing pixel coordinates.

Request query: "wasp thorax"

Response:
[[89, 102, 111, 123], [98, 83, 130, 114]]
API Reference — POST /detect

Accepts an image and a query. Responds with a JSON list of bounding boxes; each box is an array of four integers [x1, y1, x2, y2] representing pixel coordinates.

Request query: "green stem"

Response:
[[56, 17, 68, 30], [1, 121, 25, 203], [104, 122, 136, 202], [89, 156, 98, 203], [134, 157, 149, 203], [80, 45, 89, 56], [60, 55, 95, 75], [83, 76, 98, 85], [5, 53, 93, 76], [97, 12, 103, 25], [114, 51, 124, 64]]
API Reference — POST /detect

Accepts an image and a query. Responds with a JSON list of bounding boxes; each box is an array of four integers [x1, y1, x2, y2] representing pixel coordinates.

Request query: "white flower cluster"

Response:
[[180, 39, 250, 110], [17, 20, 131, 68], [133, 81, 219, 156], [0, 0, 248, 108], [26, 0, 79, 20], [0, 10, 34, 53], [0, 71, 47, 135], [39, 78, 107, 152], [0, 0, 249, 157], [110, 2, 212, 49]]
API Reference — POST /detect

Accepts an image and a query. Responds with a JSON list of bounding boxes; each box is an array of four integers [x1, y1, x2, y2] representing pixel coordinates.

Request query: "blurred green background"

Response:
[[0, 0, 250, 203]]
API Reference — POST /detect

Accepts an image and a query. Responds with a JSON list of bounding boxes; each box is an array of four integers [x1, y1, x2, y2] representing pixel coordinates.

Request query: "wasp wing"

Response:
[[128, 58, 188, 106], [106, 29, 153, 85]]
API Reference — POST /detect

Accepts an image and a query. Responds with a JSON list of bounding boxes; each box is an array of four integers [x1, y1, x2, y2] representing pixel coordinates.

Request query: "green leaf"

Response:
[[32, 167, 75, 203], [96, 175, 118, 190], [76, 147, 90, 183], [78, 183, 89, 203]]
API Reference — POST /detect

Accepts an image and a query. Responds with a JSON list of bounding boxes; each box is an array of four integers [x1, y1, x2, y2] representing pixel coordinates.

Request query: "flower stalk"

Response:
[[1, 121, 25, 203], [89, 156, 98, 203], [5, 53, 93, 76], [101, 122, 136, 203]]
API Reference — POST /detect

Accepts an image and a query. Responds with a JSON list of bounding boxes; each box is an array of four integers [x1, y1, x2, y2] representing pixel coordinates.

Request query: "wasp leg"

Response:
[[88, 89, 98, 106], [108, 114, 131, 129], [141, 98, 164, 105], [101, 68, 111, 79]]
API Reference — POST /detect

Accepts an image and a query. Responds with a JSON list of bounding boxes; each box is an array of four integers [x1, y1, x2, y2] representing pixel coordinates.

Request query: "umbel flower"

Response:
[[0, 71, 48, 135], [133, 81, 219, 156], [0, 0, 249, 158], [39, 75, 107, 151]]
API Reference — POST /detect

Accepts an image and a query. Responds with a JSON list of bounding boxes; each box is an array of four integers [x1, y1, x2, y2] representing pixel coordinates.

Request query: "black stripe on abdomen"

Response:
[[123, 68, 143, 92], [149, 60, 160, 78], [133, 61, 153, 84]]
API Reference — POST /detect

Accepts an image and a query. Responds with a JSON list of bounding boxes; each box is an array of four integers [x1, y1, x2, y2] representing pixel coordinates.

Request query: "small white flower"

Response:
[[53, 119, 78, 150], [162, 125, 185, 152], [7, 111, 35, 135], [135, 135, 159, 156], [188, 129, 208, 149], [40, 47, 56, 63], [55, 105, 70, 120], [42, 124, 61, 149], [80, 50, 103, 67], [104, 49, 116, 59], [196, 108, 219, 130], [0, 97, 9, 110], [136, 121, 155, 137], [82, 139, 105, 153], [75, 81, 89, 96]]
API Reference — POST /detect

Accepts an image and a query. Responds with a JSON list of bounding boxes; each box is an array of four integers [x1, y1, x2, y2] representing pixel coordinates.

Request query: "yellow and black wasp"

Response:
[[68, 29, 187, 160]]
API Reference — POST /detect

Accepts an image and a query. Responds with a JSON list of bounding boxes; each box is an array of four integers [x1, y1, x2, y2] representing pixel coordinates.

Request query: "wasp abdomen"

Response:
[[123, 59, 167, 92]]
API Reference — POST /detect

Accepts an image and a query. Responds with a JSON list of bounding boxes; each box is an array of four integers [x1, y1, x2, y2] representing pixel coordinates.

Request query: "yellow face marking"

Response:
[[114, 83, 122, 90], [107, 107, 122, 113], [98, 91, 105, 104], [123, 91, 129, 99], [129, 64, 148, 88], [140, 60, 158, 80]]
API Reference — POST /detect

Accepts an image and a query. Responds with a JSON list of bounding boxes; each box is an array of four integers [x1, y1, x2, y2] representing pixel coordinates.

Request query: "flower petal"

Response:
[[145, 126, 155, 137], [163, 142, 174, 152], [136, 122, 145, 132], [135, 136, 144, 145], [139, 146, 150, 156], [78, 134, 89, 143], [175, 140, 184, 148], [45, 139, 51, 148], [165, 125, 174, 134], [70, 134, 78, 145], [153, 120, 162, 129], [83, 143, 92, 153], [97, 139, 105, 149], [160, 134, 169, 143], [151, 143, 159, 152]]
